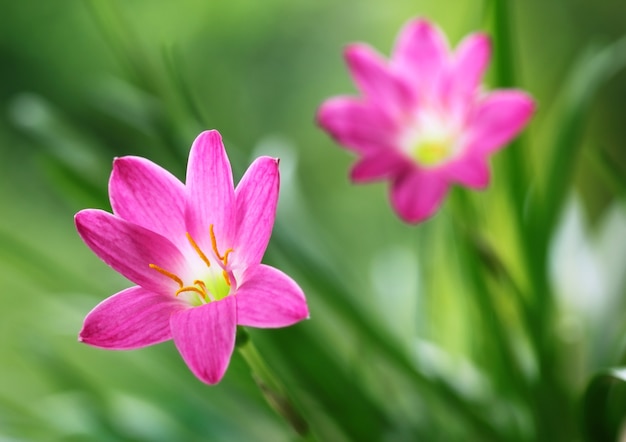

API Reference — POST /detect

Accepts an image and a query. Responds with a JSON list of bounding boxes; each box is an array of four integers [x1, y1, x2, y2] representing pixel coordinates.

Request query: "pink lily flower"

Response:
[[75, 130, 309, 385], [317, 18, 535, 223]]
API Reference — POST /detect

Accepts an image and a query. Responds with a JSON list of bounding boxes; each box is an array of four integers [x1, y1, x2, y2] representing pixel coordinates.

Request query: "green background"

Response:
[[1, 1, 626, 440]]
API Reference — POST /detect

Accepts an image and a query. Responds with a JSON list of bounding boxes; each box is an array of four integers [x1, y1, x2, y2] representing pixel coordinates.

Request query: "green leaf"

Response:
[[583, 368, 626, 442], [541, 34, 626, 236]]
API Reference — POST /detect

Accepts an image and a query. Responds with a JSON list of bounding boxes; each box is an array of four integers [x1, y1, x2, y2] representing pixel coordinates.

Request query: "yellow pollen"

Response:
[[149, 263, 183, 288], [210, 224, 230, 262], [222, 248, 233, 266], [186, 232, 211, 267], [193, 279, 208, 294], [175, 286, 207, 299], [222, 270, 231, 287]]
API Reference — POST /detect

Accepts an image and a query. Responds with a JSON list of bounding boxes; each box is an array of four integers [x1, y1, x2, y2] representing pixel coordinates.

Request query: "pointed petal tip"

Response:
[[190, 130, 227, 156], [390, 171, 449, 224], [399, 17, 442, 40], [196, 128, 223, 139], [170, 300, 237, 387], [343, 42, 368, 58], [315, 100, 334, 129]]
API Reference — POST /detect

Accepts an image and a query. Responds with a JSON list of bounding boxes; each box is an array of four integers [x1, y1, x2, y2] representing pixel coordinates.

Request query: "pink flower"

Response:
[[317, 18, 535, 223], [75, 130, 309, 385]]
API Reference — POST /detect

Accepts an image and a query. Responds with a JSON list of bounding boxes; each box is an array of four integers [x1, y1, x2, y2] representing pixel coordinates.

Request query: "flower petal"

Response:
[[185, 130, 236, 252], [442, 156, 491, 189], [236, 265, 309, 328], [109, 156, 187, 249], [465, 90, 535, 155], [75, 209, 189, 294], [79, 286, 185, 350], [350, 152, 409, 183], [170, 296, 237, 385], [448, 33, 491, 101], [344, 44, 416, 116], [390, 169, 449, 223], [317, 97, 398, 154], [391, 18, 449, 99], [234, 157, 279, 269]]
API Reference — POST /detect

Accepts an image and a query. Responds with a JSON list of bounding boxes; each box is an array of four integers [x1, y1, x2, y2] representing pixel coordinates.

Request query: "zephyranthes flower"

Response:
[[317, 18, 535, 223], [75, 130, 309, 384]]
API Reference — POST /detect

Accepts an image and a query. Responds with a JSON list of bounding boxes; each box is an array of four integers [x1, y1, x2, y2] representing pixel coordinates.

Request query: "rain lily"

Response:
[[75, 130, 309, 385], [317, 18, 535, 223]]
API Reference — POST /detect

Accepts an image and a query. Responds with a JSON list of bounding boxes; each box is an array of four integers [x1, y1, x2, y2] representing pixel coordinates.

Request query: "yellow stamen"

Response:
[[186, 232, 211, 267], [149, 263, 183, 288], [222, 248, 233, 266], [210, 224, 226, 261], [222, 270, 231, 287], [175, 286, 207, 299], [194, 279, 207, 294]]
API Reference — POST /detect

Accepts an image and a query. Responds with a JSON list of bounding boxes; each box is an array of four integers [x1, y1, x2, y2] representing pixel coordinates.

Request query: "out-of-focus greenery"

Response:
[[2, 0, 626, 440]]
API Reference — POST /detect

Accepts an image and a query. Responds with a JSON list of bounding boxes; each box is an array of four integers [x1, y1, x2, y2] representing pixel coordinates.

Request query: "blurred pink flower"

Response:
[[76, 130, 309, 385], [317, 18, 535, 223]]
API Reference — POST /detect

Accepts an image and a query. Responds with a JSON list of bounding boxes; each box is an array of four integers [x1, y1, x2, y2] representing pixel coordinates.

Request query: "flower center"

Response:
[[412, 139, 452, 167], [400, 110, 460, 168], [149, 224, 234, 306]]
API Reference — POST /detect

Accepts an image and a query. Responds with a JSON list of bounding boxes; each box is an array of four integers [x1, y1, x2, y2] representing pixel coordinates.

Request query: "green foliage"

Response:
[[2, 0, 626, 440]]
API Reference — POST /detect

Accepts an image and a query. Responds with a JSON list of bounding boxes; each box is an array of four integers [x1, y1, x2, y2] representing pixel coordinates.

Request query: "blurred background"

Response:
[[1, 0, 626, 440]]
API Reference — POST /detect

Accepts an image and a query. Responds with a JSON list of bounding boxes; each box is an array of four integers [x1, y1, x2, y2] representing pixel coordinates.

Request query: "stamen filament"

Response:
[[149, 264, 183, 288], [186, 232, 211, 267]]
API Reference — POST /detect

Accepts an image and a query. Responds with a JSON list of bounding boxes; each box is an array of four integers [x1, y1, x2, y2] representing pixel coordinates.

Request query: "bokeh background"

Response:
[[2, 0, 626, 440]]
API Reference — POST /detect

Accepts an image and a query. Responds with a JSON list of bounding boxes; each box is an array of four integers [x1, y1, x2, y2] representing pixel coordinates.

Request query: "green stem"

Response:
[[235, 328, 312, 439]]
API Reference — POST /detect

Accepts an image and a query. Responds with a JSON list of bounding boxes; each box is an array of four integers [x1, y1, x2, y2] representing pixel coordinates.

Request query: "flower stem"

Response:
[[235, 327, 312, 439]]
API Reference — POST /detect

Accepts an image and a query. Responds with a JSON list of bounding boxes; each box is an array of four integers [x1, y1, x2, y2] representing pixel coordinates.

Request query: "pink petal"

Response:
[[344, 44, 416, 116], [75, 209, 189, 295], [465, 90, 535, 155], [350, 151, 409, 183], [234, 157, 279, 269], [109, 156, 187, 250], [185, 130, 236, 253], [79, 286, 185, 350], [442, 156, 491, 189], [390, 169, 449, 223], [236, 265, 309, 328], [449, 33, 491, 100], [317, 97, 398, 154], [391, 18, 449, 99], [170, 296, 237, 385]]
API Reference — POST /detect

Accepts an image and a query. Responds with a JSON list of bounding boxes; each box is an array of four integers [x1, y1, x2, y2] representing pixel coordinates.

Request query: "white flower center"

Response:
[[149, 224, 234, 307], [399, 110, 461, 168]]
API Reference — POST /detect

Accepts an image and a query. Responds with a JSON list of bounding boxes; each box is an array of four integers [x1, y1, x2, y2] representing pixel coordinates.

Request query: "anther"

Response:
[[222, 270, 231, 287], [175, 286, 207, 299], [209, 225, 234, 267], [149, 264, 183, 288], [193, 280, 208, 294], [210, 224, 228, 261], [186, 232, 211, 267]]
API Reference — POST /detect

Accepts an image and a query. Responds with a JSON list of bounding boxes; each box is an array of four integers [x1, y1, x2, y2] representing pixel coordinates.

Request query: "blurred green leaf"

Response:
[[586, 147, 626, 203], [542, 34, 626, 237], [583, 368, 626, 442]]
